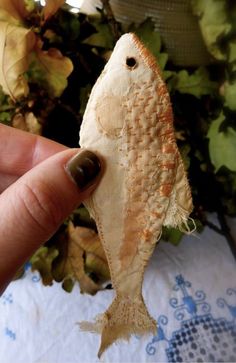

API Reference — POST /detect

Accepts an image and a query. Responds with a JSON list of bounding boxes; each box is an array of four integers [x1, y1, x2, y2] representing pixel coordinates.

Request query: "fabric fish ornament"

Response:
[[79, 33, 193, 357]]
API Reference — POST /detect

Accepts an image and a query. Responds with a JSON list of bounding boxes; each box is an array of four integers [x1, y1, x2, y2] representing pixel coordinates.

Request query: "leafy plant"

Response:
[[2, 0, 236, 293]]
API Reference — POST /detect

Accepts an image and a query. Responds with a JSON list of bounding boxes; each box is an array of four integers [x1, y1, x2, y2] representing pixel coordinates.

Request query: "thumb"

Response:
[[0, 149, 101, 290]]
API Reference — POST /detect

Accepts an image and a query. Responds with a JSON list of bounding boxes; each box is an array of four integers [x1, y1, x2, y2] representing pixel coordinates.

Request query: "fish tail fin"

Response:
[[80, 294, 157, 358], [163, 151, 194, 233]]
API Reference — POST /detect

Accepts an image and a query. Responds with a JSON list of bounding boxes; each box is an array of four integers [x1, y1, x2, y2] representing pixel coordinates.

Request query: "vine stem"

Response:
[[100, 0, 121, 42]]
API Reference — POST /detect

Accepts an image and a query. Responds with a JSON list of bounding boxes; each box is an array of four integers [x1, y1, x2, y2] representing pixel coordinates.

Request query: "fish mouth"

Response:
[[129, 32, 161, 75]]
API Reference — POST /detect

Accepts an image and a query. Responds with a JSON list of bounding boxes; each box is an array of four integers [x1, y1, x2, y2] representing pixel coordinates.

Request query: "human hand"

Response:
[[0, 124, 101, 293]]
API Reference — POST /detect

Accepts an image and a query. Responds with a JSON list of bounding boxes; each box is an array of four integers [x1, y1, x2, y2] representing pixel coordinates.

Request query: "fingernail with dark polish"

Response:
[[66, 150, 101, 190]]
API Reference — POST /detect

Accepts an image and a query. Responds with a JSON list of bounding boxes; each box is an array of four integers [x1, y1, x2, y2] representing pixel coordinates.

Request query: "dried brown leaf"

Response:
[[13, 112, 42, 134], [31, 45, 73, 97], [67, 222, 102, 295], [0, 22, 36, 100], [12, 113, 27, 131], [74, 226, 107, 261], [85, 252, 110, 282], [75, 226, 110, 282]]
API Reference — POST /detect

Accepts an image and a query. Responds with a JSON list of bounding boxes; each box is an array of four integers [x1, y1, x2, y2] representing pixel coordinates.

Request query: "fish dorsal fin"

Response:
[[163, 151, 194, 233]]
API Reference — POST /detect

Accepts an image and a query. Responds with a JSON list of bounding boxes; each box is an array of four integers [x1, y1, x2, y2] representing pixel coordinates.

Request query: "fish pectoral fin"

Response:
[[80, 294, 157, 358]]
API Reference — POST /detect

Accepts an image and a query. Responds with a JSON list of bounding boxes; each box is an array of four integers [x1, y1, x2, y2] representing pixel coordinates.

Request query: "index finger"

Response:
[[0, 124, 68, 176]]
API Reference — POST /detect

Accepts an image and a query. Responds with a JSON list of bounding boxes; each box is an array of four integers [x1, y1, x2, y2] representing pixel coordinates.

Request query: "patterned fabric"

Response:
[[146, 275, 236, 362], [0, 216, 235, 363]]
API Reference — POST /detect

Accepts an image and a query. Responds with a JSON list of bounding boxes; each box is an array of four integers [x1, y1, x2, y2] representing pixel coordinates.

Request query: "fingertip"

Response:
[[65, 149, 102, 191]]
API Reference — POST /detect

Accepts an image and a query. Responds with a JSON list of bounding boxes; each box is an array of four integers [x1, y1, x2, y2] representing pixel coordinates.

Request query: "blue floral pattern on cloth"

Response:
[[146, 275, 236, 362], [0, 264, 42, 343]]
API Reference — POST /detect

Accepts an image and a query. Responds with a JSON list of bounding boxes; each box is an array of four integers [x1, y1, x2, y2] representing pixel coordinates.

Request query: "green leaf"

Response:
[[62, 277, 74, 293], [131, 18, 161, 59], [28, 47, 73, 98], [24, 0, 35, 13], [158, 52, 168, 70], [162, 226, 183, 245], [224, 82, 236, 111], [69, 17, 80, 40], [228, 41, 236, 63], [0, 87, 14, 124], [0, 111, 11, 124], [30, 246, 59, 286], [208, 112, 236, 172], [163, 70, 174, 82], [191, 0, 231, 60], [83, 17, 113, 49], [171, 67, 217, 98]]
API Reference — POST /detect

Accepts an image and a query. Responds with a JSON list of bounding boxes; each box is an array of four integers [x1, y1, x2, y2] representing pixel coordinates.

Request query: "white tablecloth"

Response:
[[0, 215, 236, 363]]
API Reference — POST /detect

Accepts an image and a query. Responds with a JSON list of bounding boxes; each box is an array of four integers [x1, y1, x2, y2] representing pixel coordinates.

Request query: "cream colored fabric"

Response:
[[79, 33, 193, 357]]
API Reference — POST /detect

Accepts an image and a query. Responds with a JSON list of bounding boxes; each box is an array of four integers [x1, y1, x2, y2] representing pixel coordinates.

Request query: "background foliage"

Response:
[[0, 0, 235, 293]]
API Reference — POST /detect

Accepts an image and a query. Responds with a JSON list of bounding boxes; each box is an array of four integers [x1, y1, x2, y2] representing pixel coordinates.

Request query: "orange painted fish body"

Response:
[[79, 33, 193, 357]]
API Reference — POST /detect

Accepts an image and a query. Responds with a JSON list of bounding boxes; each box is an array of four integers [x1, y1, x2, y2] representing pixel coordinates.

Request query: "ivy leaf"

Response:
[[0, 88, 13, 124], [29, 45, 73, 97], [158, 53, 169, 71], [30, 246, 59, 286], [0, 111, 11, 124], [191, 0, 231, 60], [208, 112, 236, 172], [43, 0, 65, 21], [83, 17, 113, 49], [24, 0, 35, 13], [171, 67, 217, 98], [62, 277, 74, 293], [224, 82, 236, 111], [131, 18, 161, 59], [0, 22, 36, 100], [228, 41, 236, 63], [162, 226, 183, 245], [129, 18, 168, 72]]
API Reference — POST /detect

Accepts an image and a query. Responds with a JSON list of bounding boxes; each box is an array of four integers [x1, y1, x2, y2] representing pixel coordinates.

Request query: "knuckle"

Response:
[[19, 181, 62, 234]]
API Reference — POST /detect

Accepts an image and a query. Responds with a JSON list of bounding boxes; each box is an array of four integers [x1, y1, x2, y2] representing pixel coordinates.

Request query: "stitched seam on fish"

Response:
[[119, 80, 175, 272]]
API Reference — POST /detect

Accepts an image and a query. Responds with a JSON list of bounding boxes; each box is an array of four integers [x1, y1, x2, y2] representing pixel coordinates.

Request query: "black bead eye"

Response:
[[126, 57, 137, 69]]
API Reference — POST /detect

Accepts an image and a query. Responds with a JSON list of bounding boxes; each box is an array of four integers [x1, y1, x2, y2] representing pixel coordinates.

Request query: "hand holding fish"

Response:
[[0, 124, 101, 294]]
